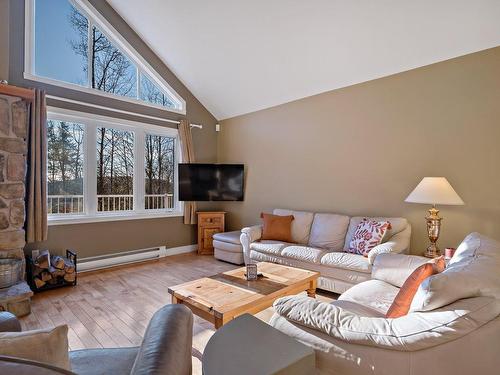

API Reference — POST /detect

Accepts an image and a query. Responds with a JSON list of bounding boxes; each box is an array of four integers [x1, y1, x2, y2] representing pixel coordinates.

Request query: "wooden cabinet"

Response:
[[197, 212, 226, 255]]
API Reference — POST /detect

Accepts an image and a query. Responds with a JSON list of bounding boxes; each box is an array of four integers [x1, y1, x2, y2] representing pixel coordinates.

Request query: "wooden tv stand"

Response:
[[197, 211, 226, 255]]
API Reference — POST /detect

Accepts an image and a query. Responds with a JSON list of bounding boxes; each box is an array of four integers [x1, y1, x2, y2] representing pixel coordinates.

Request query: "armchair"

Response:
[[0, 304, 193, 375]]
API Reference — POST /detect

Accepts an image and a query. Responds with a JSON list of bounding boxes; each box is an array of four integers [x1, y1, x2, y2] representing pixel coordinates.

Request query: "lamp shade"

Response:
[[405, 177, 464, 205]]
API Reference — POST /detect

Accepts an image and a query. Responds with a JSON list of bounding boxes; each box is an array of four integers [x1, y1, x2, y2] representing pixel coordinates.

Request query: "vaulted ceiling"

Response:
[[108, 0, 500, 120]]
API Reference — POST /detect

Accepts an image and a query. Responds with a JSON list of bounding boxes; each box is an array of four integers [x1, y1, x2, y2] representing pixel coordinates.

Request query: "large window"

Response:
[[47, 109, 181, 223], [26, 0, 185, 113]]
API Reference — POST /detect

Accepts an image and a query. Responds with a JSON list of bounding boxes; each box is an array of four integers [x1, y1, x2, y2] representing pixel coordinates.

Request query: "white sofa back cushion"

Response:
[[273, 209, 314, 245], [411, 233, 500, 312], [308, 213, 350, 251], [372, 253, 428, 288], [343, 217, 408, 251]]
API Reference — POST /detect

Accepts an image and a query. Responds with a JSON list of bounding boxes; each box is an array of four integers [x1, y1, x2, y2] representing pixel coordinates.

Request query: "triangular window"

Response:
[[27, 0, 185, 113]]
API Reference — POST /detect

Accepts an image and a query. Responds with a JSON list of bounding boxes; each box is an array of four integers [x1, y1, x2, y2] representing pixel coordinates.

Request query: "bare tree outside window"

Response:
[[145, 134, 175, 210], [70, 7, 136, 97], [140, 73, 175, 108], [47, 120, 85, 214], [34, 0, 180, 109], [97, 128, 135, 212]]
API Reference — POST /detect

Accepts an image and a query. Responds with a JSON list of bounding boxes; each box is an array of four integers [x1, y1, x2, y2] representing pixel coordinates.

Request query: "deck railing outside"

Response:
[[47, 195, 84, 214], [48, 194, 174, 214], [145, 194, 174, 210]]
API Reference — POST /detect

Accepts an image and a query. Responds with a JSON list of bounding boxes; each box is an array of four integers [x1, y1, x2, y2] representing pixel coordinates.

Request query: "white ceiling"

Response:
[[108, 0, 500, 120]]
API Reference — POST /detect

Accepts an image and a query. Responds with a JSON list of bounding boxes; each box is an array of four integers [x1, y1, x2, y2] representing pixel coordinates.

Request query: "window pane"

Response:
[[34, 0, 88, 86], [140, 73, 175, 109], [144, 134, 175, 210], [97, 127, 135, 211], [91, 27, 137, 98], [47, 120, 85, 214]]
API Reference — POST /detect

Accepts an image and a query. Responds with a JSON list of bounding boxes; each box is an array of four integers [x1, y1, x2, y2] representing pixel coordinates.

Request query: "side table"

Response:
[[197, 211, 226, 255]]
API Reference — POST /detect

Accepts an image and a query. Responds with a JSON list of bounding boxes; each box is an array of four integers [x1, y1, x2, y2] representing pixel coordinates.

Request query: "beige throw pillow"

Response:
[[0, 325, 70, 370]]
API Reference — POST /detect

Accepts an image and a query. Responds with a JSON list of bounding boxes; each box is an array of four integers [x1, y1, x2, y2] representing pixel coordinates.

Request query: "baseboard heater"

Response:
[[77, 244, 197, 273]]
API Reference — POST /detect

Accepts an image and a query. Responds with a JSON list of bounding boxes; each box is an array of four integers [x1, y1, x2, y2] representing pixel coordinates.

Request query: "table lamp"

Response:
[[405, 177, 464, 258]]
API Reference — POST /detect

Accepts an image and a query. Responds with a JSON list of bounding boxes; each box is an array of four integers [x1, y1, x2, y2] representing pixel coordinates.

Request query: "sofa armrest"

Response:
[[0, 312, 21, 332], [131, 304, 193, 375], [272, 294, 499, 352], [240, 225, 262, 264], [367, 225, 412, 265]]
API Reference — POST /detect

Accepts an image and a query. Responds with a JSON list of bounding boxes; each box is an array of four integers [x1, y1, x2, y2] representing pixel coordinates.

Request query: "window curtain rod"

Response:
[[46, 94, 203, 129]]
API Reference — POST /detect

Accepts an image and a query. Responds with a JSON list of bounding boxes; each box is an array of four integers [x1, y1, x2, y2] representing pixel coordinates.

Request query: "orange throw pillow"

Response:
[[260, 213, 294, 242], [386, 256, 445, 318]]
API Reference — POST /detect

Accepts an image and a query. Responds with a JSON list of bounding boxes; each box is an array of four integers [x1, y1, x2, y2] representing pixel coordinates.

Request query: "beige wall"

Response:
[[218, 47, 500, 254], [1, 0, 219, 258]]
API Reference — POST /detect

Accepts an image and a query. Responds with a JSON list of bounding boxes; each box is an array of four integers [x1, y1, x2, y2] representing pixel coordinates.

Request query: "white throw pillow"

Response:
[[410, 233, 500, 312], [0, 325, 70, 370]]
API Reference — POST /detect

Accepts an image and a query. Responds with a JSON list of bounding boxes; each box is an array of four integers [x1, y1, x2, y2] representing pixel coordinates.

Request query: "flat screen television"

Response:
[[178, 163, 244, 201]]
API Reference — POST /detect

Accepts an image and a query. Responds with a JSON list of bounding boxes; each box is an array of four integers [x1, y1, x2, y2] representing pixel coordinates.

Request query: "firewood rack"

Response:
[[26, 250, 77, 293]]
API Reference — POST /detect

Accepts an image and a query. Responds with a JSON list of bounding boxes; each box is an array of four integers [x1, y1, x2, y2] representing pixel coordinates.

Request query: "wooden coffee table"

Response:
[[168, 262, 319, 329]]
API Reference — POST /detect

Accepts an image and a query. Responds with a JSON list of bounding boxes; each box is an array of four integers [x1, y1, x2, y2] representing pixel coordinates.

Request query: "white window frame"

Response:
[[47, 107, 183, 226], [24, 0, 186, 115]]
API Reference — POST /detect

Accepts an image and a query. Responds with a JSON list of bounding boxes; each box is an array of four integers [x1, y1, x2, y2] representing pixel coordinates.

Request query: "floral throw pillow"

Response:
[[347, 219, 392, 256]]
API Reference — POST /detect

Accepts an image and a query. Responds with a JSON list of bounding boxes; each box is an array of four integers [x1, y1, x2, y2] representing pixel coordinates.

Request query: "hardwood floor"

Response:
[[19, 253, 333, 373]]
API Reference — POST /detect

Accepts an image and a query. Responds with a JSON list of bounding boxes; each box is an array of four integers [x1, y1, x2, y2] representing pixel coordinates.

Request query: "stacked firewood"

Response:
[[32, 250, 76, 289]]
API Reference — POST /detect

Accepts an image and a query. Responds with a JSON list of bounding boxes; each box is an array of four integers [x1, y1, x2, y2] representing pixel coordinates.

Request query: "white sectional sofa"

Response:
[[269, 232, 500, 375], [240, 209, 411, 293]]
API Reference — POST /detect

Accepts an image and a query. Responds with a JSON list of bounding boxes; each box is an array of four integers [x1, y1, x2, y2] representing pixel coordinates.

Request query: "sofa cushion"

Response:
[[372, 253, 428, 288], [0, 325, 70, 370], [249, 251, 371, 286], [70, 347, 139, 375], [411, 233, 500, 312], [319, 268, 371, 285], [329, 300, 384, 317], [320, 252, 371, 273], [343, 217, 408, 251], [0, 356, 74, 374], [250, 240, 291, 256], [308, 213, 350, 251], [281, 246, 325, 264], [273, 209, 314, 245], [338, 279, 399, 315], [450, 231, 498, 266], [212, 230, 242, 245]]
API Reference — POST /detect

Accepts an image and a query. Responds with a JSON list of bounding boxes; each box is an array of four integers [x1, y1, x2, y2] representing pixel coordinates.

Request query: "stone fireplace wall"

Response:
[[0, 94, 27, 274]]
